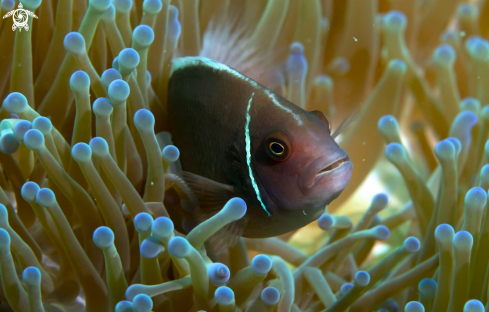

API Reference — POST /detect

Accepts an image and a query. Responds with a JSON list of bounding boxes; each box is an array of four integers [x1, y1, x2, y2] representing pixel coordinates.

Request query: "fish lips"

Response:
[[299, 148, 353, 195]]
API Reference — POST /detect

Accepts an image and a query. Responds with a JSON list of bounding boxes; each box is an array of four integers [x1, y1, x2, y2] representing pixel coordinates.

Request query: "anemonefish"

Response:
[[165, 57, 353, 244]]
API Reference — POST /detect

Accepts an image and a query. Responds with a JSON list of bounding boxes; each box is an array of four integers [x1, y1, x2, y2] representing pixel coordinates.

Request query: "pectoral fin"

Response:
[[180, 171, 235, 213], [174, 172, 248, 251]]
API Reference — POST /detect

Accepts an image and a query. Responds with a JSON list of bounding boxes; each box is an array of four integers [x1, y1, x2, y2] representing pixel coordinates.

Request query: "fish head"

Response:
[[253, 106, 353, 215]]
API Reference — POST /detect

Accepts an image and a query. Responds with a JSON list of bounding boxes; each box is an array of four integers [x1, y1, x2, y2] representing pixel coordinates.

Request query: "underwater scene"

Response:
[[1, 0, 489, 311]]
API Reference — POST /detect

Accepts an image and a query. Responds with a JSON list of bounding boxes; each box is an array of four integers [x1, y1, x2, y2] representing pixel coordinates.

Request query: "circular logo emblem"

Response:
[[2, 3, 38, 32]]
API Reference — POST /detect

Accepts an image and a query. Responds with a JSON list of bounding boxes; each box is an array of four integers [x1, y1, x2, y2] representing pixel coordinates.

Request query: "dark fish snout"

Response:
[[314, 155, 351, 183], [299, 148, 353, 195]]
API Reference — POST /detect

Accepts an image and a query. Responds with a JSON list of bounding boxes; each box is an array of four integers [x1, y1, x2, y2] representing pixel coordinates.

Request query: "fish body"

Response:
[[166, 57, 353, 239]]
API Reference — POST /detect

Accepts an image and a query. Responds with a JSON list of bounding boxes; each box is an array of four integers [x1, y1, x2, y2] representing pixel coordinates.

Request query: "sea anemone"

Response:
[[1, 0, 489, 311]]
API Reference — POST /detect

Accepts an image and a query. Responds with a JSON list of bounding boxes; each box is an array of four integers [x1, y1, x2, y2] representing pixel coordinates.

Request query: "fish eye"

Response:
[[264, 129, 291, 161], [311, 110, 332, 132], [269, 142, 285, 156], [266, 139, 289, 160]]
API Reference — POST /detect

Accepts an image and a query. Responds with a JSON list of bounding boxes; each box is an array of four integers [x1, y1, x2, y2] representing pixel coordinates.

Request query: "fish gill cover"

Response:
[[0, 0, 488, 311]]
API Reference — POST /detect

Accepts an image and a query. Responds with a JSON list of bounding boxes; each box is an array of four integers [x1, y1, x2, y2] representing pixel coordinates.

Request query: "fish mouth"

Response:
[[314, 156, 350, 183], [300, 148, 353, 192]]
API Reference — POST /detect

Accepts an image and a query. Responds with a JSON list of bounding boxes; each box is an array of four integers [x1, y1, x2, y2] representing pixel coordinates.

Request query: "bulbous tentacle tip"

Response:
[[465, 36, 480, 50], [457, 3, 478, 18], [215, 286, 234, 306], [89, 0, 111, 12], [64, 32, 86, 55], [93, 226, 115, 249], [445, 137, 462, 155], [385, 142, 407, 161], [21, 181, 40, 202], [4, 92, 28, 114], [32, 117, 52, 135], [36, 188, 56, 208], [152, 217, 174, 238], [134, 212, 154, 233], [403, 237, 420, 253], [1, 0, 15, 12], [119, 48, 140, 70], [314, 74, 333, 87], [208, 263, 230, 286], [134, 109, 155, 131], [115, 301, 134, 312], [327, 57, 350, 76], [112, 0, 132, 13], [480, 165, 489, 188], [133, 25, 155, 48], [450, 111, 479, 138], [464, 300, 484, 312], [370, 193, 389, 212], [162, 145, 180, 162], [383, 10, 407, 32], [22, 266, 41, 286], [72, 143, 92, 163], [453, 231, 473, 250], [465, 187, 488, 207], [466, 37, 489, 60], [339, 283, 353, 295], [0, 228, 10, 252], [93, 98, 114, 117], [317, 213, 333, 230], [372, 225, 390, 240], [0, 133, 19, 154], [89, 137, 110, 157], [70, 71, 90, 93], [290, 42, 304, 54], [132, 294, 153, 312], [441, 30, 461, 42], [13, 120, 31, 141], [418, 278, 437, 300], [433, 44, 456, 65], [434, 139, 456, 161], [101, 68, 122, 87], [386, 59, 406, 74], [24, 129, 45, 150], [460, 97, 481, 113], [354, 271, 370, 287], [405, 301, 425, 312], [378, 115, 400, 134], [168, 236, 190, 258], [261, 287, 280, 306], [435, 224, 455, 244], [140, 236, 164, 259], [108, 79, 130, 103], [112, 57, 120, 70], [143, 0, 162, 13], [287, 42, 307, 75], [251, 254, 272, 275], [223, 197, 247, 220]]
